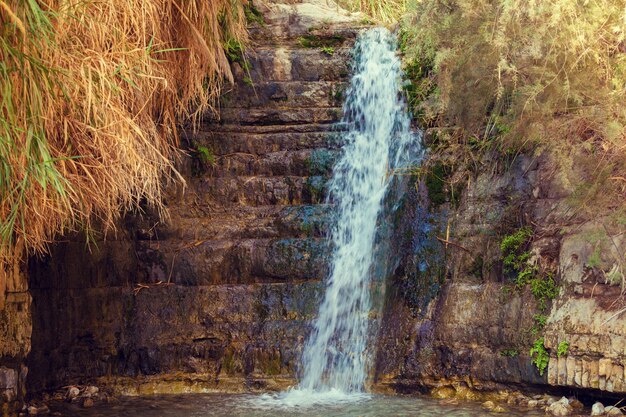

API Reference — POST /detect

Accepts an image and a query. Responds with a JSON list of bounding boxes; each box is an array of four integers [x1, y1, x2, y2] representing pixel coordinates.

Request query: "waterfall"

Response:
[[253, 27, 420, 407], [297, 27, 418, 394]]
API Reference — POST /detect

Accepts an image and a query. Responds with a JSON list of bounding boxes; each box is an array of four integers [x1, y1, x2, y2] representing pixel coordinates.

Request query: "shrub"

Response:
[[401, 0, 626, 202], [402, 0, 625, 148]]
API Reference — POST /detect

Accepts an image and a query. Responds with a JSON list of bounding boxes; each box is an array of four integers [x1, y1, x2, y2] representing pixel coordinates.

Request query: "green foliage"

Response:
[[244, 4, 264, 26], [500, 227, 559, 310], [320, 46, 335, 56], [587, 246, 602, 268], [500, 348, 519, 357], [501, 227, 533, 268], [298, 35, 344, 49], [531, 314, 547, 336], [196, 146, 215, 165], [500, 227, 535, 287], [530, 337, 549, 376], [422, 162, 461, 207], [557, 341, 570, 358], [530, 274, 559, 311], [224, 38, 245, 63], [192, 144, 216, 176]]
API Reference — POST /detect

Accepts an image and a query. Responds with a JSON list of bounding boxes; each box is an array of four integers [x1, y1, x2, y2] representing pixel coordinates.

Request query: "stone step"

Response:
[[194, 130, 342, 156], [203, 148, 339, 177], [135, 237, 330, 285], [249, 18, 366, 44], [217, 107, 342, 125], [221, 81, 347, 109], [206, 122, 347, 135], [156, 204, 333, 241], [176, 175, 328, 207], [244, 46, 352, 82]]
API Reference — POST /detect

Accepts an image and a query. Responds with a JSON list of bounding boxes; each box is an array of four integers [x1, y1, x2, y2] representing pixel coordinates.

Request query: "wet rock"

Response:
[[431, 386, 456, 399], [547, 397, 573, 416], [606, 406, 625, 416], [84, 386, 99, 396], [66, 387, 79, 400], [82, 397, 94, 408], [592, 402, 605, 416], [481, 400, 495, 410], [27, 404, 49, 415], [567, 397, 584, 410], [527, 399, 540, 408]]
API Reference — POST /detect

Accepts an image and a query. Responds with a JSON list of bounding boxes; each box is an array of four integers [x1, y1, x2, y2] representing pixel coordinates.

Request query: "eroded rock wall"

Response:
[[26, 0, 367, 396], [0, 259, 31, 413], [376, 149, 626, 398]]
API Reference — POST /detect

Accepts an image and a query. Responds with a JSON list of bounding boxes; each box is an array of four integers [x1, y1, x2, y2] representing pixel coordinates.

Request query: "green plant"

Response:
[[244, 3, 264, 25], [587, 246, 602, 268], [531, 314, 547, 336], [196, 146, 215, 165], [320, 46, 335, 56], [530, 337, 549, 376], [501, 227, 533, 271], [297, 35, 344, 49], [500, 348, 519, 357], [530, 274, 559, 311], [557, 341, 570, 358]]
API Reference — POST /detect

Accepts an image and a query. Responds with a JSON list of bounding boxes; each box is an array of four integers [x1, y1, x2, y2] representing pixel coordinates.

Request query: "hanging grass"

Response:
[[0, 0, 247, 260]]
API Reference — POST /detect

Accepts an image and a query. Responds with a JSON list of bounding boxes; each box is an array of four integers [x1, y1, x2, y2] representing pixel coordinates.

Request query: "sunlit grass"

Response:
[[337, 0, 408, 23], [0, 0, 247, 259]]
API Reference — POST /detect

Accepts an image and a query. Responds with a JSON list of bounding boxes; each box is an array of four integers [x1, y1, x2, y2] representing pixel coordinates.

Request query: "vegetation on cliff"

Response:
[[399, 0, 625, 207], [0, 0, 247, 260]]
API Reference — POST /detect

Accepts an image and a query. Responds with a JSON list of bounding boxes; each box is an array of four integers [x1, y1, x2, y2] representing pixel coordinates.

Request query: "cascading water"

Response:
[[297, 26, 419, 395], [253, 27, 421, 408]]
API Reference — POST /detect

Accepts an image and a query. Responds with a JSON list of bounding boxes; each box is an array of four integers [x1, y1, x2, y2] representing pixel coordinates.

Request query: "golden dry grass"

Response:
[[337, 0, 407, 23], [0, 0, 247, 260]]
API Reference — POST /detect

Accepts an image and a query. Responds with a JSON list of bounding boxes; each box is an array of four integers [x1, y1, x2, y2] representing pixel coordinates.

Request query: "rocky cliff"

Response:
[[1, 0, 625, 414], [375, 147, 626, 400], [25, 0, 366, 399]]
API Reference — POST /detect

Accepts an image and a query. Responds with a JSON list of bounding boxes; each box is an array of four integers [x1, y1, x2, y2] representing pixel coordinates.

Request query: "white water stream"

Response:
[[254, 27, 420, 408]]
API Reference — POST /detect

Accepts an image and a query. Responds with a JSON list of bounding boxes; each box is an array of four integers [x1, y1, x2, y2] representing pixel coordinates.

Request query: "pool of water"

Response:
[[51, 393, 547, 417]]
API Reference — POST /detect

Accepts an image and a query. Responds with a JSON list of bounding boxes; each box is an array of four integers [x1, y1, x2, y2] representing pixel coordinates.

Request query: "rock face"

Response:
[[2, 0, 625, 410], [374, 148, 626, 397], [0, 258, 31, 412], [25, 0, 365, 396]]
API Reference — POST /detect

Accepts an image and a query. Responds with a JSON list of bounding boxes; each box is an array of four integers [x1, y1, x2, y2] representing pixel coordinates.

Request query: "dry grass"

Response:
[[337, 0, 407, 23], [401, 0, 626, 210], [403, 0, 626, 146], [0, 0, 247, 260]]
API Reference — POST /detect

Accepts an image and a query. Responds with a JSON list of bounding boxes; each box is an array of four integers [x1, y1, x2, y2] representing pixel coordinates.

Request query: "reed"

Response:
[[0, 0, 247, 260]]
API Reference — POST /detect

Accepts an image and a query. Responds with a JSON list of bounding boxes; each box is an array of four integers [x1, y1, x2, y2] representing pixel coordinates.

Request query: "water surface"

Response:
[[52, 393, 545, 417]]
